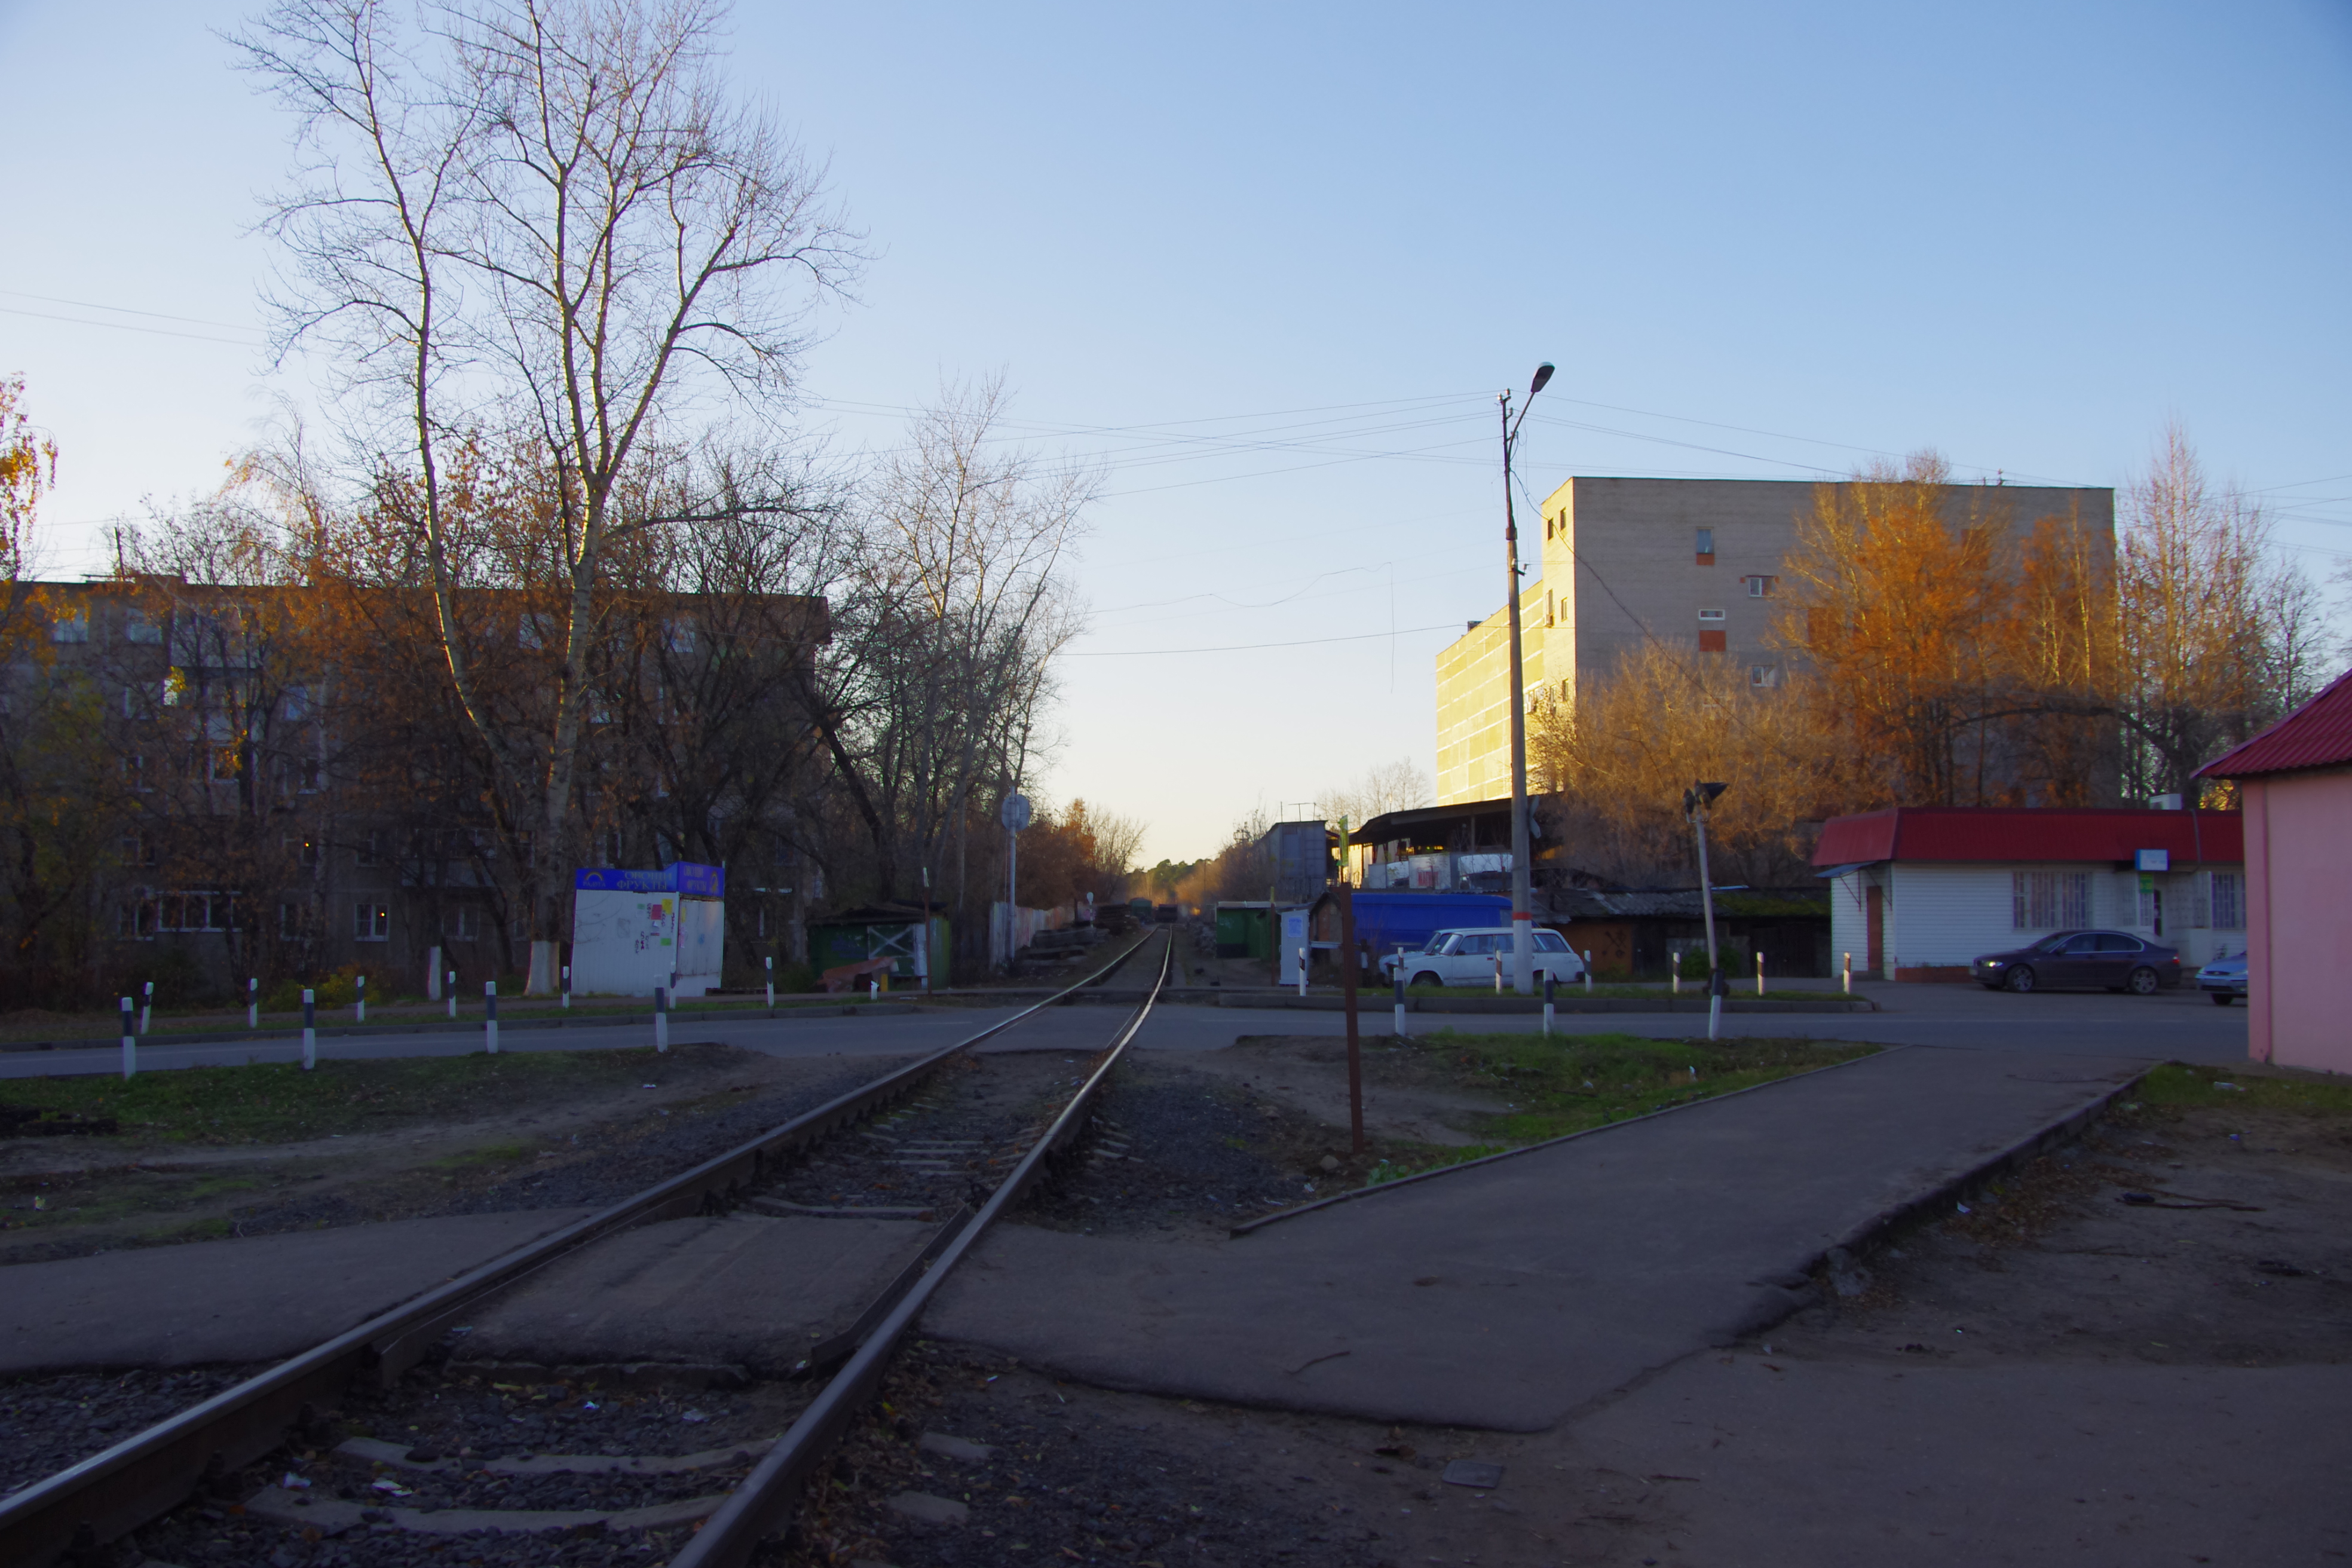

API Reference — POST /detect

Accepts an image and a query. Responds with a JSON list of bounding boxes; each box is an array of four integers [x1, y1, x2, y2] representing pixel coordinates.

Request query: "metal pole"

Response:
[[301, 988, 316, 1070], [120, 997, 136, 1080], [1338, 819, 1364, 1156], [484, 981, 498, 1054], [1695, 801, 1723, 1042], [1502, 391, 1535, 997]]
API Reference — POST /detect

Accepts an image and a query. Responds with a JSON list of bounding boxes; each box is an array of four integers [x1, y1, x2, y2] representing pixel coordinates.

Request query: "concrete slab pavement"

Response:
[[457, 1212, 938, 1377], [923, 1045, 2146, 1431], [1, 1208, 597, 1374]]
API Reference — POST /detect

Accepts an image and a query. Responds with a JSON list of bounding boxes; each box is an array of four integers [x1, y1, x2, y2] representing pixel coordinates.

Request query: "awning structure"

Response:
[[1814, 861, 1877, 880]]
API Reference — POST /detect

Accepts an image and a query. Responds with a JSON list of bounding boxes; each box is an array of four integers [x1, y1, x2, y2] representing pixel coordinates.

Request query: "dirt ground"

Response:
[[0, 1044, 904, 1263]]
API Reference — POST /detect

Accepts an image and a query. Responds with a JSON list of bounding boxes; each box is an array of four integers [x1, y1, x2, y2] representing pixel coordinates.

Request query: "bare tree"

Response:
[[236, 0, 858, 988], [2117, 424, 2333, 801], [811, 379, 1092, 935], [1316, 756, 1431, 828]]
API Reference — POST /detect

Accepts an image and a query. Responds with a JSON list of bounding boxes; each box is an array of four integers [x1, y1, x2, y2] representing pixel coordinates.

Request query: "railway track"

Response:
[[0, 930, 1176, 1568]]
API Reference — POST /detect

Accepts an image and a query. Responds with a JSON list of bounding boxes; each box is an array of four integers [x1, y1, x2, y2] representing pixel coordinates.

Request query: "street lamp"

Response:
[[1500, 361, 1555, 995], [1683, 780, 1728, 1039]]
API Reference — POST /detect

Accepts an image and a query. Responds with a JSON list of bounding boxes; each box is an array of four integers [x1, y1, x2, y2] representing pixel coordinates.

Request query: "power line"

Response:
[[1065, 621, 1465, 657], [0, 305, 261, 348]]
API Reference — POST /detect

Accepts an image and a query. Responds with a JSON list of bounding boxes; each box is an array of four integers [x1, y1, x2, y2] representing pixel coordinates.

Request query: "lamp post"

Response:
[[1684, 780, 1728, 1040], [1501, 361, 1556, 995]]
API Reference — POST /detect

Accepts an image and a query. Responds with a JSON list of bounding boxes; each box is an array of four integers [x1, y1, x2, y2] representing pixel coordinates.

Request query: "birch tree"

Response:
[[2116, 425, 2332, 801], [237, 0, 857, 989]]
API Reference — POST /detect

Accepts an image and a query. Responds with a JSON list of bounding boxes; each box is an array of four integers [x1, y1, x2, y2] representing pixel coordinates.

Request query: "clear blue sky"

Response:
[[4, 1, 2348, 862]]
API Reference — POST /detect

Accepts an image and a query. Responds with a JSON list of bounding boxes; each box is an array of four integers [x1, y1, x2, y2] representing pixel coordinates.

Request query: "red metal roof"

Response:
[[1812, 807, 2243, 868], [2197, 666, 2352, 780]]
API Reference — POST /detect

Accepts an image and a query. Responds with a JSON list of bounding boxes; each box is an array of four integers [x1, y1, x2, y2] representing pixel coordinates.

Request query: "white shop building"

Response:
[[1811, 807, 2246, 982]]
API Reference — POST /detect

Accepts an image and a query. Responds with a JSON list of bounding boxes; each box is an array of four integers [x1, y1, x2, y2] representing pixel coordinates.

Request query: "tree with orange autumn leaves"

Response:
[[1535, 442, 2334, 885]]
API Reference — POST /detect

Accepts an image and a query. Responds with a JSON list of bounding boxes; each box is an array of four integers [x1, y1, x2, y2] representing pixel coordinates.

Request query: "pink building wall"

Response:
[[2244, 769, 2352, 1073]]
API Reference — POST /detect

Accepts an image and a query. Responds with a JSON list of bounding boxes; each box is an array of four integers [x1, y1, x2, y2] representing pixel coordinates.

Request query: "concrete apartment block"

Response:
[[1435, 477, 2114, 806]]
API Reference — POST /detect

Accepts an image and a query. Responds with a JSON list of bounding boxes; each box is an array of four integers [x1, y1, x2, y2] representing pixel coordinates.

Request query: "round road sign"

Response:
[[1000, 794, 1033, 832]]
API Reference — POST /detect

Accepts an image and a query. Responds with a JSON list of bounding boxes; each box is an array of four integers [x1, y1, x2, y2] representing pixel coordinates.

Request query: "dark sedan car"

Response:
[[1973, 930, 2184, 994]]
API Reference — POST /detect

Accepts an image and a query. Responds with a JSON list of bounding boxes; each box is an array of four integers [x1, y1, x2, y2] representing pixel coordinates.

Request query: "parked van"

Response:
[[1381, 927, 1586, 987]]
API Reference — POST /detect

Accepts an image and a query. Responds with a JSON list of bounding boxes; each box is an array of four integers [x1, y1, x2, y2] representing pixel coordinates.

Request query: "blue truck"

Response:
[[1345, 891, 1512, 963]]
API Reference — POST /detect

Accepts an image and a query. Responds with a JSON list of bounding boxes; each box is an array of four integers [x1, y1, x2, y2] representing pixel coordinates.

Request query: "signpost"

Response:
[[1337, 816, 1364, 1156]]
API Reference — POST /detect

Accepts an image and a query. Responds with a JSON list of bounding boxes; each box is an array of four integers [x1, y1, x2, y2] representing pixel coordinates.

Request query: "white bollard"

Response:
[[1394, 966, 1408, 1040], [654, 985, 669, 1054], [356, 973, 367, 1023], [301, 988, 316, 1071], [1298, 947, 1310, 998], [120, 997, 136, 1080], [1672, 961, 1681, 997], [447, 970, 458, 1021], [247, 976, 259, 1031], [1756, 951, 1765, 997], [1491, 954, 1502, 994], [484, 981, 499, 1054], [562, 964, 571, 1010], [1842, 951, 1852, 995], [1543, 972, 1555, 1038], [1584, 950, 1594, 996], [765, 955, 775, 1018], [140, 980, 154, 1036]]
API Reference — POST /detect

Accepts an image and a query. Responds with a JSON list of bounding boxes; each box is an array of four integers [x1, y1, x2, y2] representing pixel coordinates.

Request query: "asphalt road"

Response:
[[0, 978, 2246, 1080]]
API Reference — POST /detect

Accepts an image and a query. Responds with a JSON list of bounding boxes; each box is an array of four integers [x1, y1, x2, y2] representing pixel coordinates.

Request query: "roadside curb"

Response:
[[0, 1003, 924, 1055], [1211, 992, 1877, 1015]]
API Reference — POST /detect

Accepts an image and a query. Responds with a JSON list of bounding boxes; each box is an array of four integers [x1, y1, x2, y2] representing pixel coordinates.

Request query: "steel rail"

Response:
[[0, 939, 1154, 1568], [669, 932, 1175, 1568]]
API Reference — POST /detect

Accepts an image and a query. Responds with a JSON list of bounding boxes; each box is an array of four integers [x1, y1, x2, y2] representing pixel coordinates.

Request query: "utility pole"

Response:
[[1685, 780, 1728, 1040], [1500, 361, 1556, 995]]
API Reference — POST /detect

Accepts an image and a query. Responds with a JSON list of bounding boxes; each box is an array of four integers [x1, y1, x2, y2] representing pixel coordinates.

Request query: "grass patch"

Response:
[[1367, 1030, 1878, 1182], [2130, 1061, 2352, 1116], [0, 1044, 726, 1146]]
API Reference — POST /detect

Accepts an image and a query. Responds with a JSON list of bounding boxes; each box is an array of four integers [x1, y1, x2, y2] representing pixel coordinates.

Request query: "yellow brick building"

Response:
[[1435, 476, 2115, 806]]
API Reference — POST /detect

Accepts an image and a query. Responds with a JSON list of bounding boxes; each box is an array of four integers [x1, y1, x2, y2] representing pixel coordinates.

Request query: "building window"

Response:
[[1744, 575, 1777, 598], [1698, 608, 1725, 621], [446, 905, 479, 942], [278, 902, 299, 939], [1694, 527, 1714, 564], [2013, 870, 2091, 930], [356, 830, 382, 867], [2209, 872, 2243, 931], [51, 610, 89, 644], [354, 902, 391, 941], [1749, 664, 1780, 688], [124, 610, 164, 645]]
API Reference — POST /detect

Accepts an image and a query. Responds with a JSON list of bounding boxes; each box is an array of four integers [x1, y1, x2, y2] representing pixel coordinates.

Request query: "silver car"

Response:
[[1384, 927, 1588, 987]]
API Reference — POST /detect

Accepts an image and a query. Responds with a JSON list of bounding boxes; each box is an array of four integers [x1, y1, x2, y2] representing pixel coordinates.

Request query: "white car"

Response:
[[1382, 927, 1587, 987]]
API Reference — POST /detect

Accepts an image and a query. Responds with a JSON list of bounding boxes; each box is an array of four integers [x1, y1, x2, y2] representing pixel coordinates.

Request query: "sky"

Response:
[[5, 1, 2350, 864]]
